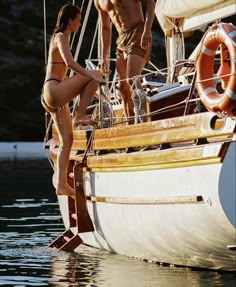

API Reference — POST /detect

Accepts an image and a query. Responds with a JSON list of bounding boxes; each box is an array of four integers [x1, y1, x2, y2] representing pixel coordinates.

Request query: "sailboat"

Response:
[[45, 0, 236, 271]]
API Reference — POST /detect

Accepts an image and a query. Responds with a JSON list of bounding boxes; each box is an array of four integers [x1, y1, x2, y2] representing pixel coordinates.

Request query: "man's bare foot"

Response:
[[56, 184, 75, 198]]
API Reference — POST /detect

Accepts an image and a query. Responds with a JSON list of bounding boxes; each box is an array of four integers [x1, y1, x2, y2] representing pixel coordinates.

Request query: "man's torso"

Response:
[[96, 0, 144, 33]]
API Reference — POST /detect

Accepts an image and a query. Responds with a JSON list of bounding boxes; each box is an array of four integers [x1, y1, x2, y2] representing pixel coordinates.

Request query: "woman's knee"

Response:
[[91, 79, 99, 88], [88, 77, 99, 89]]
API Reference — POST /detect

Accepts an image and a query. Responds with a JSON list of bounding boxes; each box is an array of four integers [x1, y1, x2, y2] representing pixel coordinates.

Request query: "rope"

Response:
[[196, 73, 235, 83], [184, 70, 197, 116], [43, 113, 53, 145], [132, 88, 147, 124], [81, 128, 96, 166], [110, 97, 201, 124]]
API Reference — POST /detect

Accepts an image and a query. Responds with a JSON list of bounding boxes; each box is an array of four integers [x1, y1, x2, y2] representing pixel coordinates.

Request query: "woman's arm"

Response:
[[56, 33, 102, 80]]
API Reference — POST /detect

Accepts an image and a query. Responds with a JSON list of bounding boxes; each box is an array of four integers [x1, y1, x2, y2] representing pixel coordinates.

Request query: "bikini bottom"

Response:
[[41, 78, 64, 113]]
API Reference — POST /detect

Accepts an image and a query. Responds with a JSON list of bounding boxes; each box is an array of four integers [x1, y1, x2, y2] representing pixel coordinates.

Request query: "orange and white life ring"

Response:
[[196, 22, 236, 116]]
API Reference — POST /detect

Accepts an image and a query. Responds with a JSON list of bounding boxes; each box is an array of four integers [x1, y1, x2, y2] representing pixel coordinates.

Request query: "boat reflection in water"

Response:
[[48, 245, 236, 287], [0, 159, 235, 286]]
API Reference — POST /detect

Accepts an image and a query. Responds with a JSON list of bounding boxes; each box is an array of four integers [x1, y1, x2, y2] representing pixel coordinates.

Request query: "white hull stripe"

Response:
[[226, 87, 236, 100], [87, 195, 203, 205]]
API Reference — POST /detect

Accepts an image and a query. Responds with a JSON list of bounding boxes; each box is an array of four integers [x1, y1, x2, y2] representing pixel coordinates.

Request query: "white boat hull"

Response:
[[57, 142, 236, 271]]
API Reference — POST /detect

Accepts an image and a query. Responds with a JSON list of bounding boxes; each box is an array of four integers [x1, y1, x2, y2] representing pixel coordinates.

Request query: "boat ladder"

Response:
[[48, 162, 94, 251]]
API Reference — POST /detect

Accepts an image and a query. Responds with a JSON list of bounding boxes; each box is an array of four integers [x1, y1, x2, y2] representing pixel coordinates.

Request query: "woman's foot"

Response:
[[56, 184, 75, 198]]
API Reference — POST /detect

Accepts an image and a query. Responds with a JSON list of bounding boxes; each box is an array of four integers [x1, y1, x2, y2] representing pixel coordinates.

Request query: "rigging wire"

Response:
[[43, 0, 47, 65], [70, 0, 86, 49], [70, 0, 93, 77], [88, 19, 99, 60]]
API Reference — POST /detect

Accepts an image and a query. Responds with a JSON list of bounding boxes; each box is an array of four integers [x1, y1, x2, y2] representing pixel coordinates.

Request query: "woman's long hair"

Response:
[[54, 4, 81, 33], [49, 4, 81, 46]]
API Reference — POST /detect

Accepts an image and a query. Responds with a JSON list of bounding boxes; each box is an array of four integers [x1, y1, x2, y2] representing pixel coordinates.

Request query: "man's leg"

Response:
[[127, 54, 147, 123], [116, 55, 133, 121], [127, 53, 146, 89]]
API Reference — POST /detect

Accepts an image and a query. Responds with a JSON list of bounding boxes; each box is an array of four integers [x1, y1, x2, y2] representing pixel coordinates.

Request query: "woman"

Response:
[[42, 4, 103, 198]]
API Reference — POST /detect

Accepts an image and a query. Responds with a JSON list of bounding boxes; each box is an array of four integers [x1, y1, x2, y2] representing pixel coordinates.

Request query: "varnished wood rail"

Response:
[[51, 112, 236, 151]]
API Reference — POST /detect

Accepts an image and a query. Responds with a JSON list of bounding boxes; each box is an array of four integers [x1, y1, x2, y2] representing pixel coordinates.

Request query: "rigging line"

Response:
[[105, 64, 179, 85], [45, 151, 55, 171], [70, 0, 86, 49], [43, 0, 47, 65], [69, 0, 93, 77], [80, 0, 86, 11], [88, 19, 99, 60], [111, 98, 201, 122], [144, 61, 166, 75], [183, 70, 197, 116], [148, 98, 201, 117], [145, 100, 188, 118], [105, 70, 155, 85], [196, 73, 235, 83], [81, 127, 96, 166], [43, 114, 53, 145]]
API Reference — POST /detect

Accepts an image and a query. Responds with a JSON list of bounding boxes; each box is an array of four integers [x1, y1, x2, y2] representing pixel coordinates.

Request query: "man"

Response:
[[94, 0, 155, 123]]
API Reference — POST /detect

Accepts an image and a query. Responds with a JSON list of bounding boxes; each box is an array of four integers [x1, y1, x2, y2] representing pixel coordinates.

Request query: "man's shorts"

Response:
[[116, 22, 151, 64]]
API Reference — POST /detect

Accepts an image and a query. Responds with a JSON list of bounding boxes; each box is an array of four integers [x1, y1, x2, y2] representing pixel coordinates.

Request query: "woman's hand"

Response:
[[89, 69, 106, 83]]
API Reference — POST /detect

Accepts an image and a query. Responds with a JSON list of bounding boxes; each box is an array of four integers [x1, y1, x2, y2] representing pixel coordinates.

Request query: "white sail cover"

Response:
[[163, 0, 224, 18], [155, 0, 235, 34]]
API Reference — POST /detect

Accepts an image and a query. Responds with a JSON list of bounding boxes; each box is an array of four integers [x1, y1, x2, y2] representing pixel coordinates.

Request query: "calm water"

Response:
[[0, 158, 235, 287]]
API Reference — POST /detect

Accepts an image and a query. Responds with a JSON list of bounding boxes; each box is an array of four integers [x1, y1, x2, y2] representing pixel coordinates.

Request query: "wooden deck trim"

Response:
[[86, 157, 221, 172], [49, 142, 226, 172], [91, 113, 235, 150], [52, 113, 235, 151], [86, 143, 223, 168]]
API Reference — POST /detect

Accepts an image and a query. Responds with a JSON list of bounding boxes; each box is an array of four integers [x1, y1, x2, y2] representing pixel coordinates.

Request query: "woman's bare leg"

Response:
[[51, 105, 75, 198], [73, 79, 99, 126], [44, 73, 94, 108]]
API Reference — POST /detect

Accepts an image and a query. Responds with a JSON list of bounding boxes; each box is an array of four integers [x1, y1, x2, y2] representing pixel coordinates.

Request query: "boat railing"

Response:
[[82, 51, 225, 128], [84, 58, 170, 127]]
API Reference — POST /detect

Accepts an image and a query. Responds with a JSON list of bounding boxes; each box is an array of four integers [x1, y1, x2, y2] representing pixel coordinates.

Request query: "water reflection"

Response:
[[0, 159, 235, 286]]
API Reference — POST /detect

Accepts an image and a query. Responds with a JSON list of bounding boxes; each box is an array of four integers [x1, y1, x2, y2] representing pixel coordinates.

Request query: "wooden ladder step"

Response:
[[73, 162, 94, 233], [48, 229, 83, 252], [69, 172, 74, 178], [49, 161, 94, 252], [71, 213, 77, 220]]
